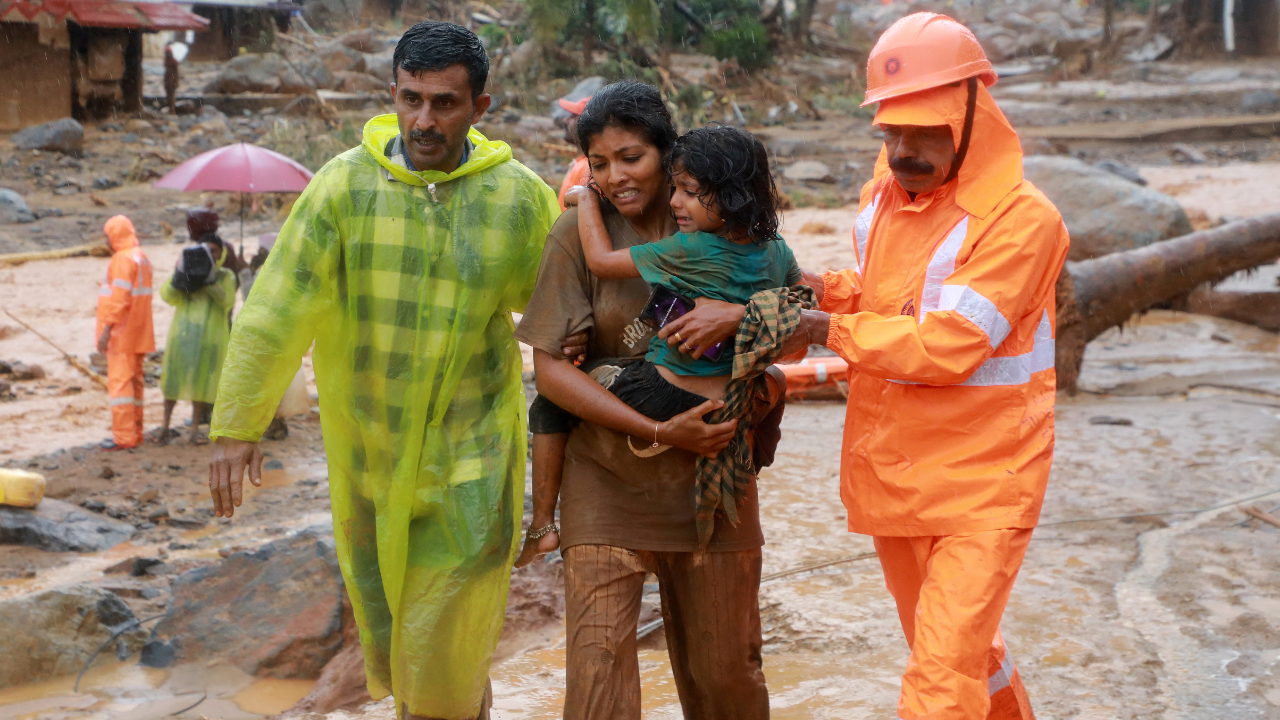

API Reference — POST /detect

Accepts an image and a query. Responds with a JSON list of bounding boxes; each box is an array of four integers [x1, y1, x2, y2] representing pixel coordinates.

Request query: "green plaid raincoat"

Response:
[[210, 115, 559, 718]]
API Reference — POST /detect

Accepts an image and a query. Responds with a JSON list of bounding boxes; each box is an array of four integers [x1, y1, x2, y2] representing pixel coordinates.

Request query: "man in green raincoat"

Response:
[[206, 21, 559, 720]]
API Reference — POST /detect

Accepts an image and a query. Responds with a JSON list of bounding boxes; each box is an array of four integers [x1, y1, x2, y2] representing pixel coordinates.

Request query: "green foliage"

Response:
[[527, 0, 659, 52], [702, 17, 771, 71], [670, 83, 714, 130], [261, 118, 362, 172]]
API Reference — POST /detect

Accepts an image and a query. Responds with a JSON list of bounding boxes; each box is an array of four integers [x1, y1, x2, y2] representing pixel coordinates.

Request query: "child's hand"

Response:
[[564, 185, 596, 208]]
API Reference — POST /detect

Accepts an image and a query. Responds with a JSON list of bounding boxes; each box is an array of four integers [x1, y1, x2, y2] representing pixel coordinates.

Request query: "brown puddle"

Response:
[[231, 678, 317, 715]]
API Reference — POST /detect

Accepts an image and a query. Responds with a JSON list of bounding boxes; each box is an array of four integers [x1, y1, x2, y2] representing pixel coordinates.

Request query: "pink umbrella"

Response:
[[154, 142, 314, 254]]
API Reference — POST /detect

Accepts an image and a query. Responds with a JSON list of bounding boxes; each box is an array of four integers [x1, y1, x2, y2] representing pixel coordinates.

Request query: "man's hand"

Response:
[[778, 309, 832, 358], [96, 326, 112, 355], [563, 185, 596, 208], [208, 437, 264, 518], [800, 268, 825, 305], [659, 298, 745, 359], [561, 330, 589, 365], [656, 399, 738, 457]]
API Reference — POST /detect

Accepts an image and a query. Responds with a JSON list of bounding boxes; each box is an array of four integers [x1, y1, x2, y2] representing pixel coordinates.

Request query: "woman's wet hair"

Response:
[[666, 125, 781, 244], [393, 21, 489, 98], [576, 81, 677, 157]]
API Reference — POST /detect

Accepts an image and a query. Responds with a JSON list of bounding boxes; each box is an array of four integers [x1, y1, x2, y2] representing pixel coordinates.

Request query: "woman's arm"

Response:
[[533, 349, 737, 458], [566, 187, 641, 279]]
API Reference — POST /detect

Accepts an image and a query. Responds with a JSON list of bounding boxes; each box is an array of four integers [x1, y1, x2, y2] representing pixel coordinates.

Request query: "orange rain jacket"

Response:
[[557, 155, 591, 210], [821, 81, 1070, 537], [96, 216, 155, 355]]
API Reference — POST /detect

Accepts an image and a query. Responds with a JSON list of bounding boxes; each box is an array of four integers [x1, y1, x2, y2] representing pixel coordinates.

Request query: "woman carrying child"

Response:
[[514, 81, 799, 720]]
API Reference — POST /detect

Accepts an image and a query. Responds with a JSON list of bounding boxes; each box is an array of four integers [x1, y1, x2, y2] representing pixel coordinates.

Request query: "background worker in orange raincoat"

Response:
[[786, 13, 1070, 720], [554, 94, 591, 210], [96, 215, 155, 450]]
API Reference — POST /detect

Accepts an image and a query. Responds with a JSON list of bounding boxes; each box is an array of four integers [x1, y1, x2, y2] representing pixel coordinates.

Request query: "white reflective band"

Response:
[[109, 396, 136, 406], [853, 199, 876, 274], [99, 286, 112, 296], [815, 364, 828, 383], [988, 651, 1016, 696], [112, 278, 133, 290], [959, 310, 1055, 387], [932, 285, 1012, 349], [919, 217, 968, 318], [131, 287, 152, 296]]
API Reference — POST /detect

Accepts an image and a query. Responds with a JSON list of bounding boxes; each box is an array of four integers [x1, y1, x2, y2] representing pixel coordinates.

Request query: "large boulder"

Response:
[[0, 189, 35, 224], [149, 526, 345, 678], [205, 53, 288, 94], [0, 498, 134, 552], [315, 42, 366, 74], [0, 586, 145, 687], [364, 48, 396, 82], [11, 118, 84, 155], [1023, 156, 1192, 260]]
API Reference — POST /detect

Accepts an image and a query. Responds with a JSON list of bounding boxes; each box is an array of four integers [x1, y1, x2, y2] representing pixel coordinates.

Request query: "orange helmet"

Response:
[[862, 13, 997, 106]]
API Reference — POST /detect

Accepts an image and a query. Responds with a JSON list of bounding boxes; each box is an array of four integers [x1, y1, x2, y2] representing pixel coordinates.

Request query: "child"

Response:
[[515, 125, 802, 567]]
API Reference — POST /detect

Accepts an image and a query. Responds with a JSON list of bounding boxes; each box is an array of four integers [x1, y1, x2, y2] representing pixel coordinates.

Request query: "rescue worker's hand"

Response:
[[800, 268, 825, 305], [208, 437, 264, 519], [96, 326, 112, 355], [659, 298, 744, 359], [563, 185, 596, 208], [779, 309, 833, 358], [659, 399, 737, 458], [562, 331, 589, 365]]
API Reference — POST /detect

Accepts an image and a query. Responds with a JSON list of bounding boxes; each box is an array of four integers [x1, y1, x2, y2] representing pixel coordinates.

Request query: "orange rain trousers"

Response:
[[107, 352, 146, 447], [875, 529, 1035, 720]]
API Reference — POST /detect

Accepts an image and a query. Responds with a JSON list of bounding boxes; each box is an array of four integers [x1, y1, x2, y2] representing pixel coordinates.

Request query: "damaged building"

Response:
[[0, 0, 208, 131], [179, 0, 300, 61]]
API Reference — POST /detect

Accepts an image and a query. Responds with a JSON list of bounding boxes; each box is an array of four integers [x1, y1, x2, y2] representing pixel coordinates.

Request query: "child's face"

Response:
[[669, 170, 723, 235]]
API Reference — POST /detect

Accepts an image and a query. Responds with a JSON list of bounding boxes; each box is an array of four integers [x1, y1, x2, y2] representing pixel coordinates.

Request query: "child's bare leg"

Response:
[[515, 432, 567, 568], [158, 399, 176, 445]]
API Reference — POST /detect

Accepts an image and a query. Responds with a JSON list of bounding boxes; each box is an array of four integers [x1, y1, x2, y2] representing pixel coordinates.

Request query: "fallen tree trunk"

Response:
[[1057, 212, 1280, 393], [0, 243, 110, 266], [1181, 287, 1280, 332]]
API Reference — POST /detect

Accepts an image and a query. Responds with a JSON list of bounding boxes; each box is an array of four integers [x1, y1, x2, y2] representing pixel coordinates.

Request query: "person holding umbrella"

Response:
[[205, 21, 559, 720]]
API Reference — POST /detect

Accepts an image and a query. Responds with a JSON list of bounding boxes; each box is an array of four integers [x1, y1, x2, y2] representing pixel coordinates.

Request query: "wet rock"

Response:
[[334, 71, 385, 94], [1023, 156, 1192, 261], [337, 28, 382, 53], [140, 639, 177, 668], [0, 189, 35, 224], [92, 176, 120, 190], [1185, 67, 1241, 84], [151, 526, 345, 678], [512, 115, 557, 144], [11, 118, 84, 155], [1242, 90, 1280, 112], [315, 43, 366, 75], [0, 586, 145, 686], [783, 160, 835, 183], [205, 53, 289, 94], [1094, 159, 1146, 186], [1089, 415, 1134, 426], [104, 556, 163, 576], [81, 498, 106, 513], [99, 465, 116, 479], [121, 132, 138, 143], [0, 498, 135, 552], [363, 49, 396, 81], [1171, 143, 1208, 164]]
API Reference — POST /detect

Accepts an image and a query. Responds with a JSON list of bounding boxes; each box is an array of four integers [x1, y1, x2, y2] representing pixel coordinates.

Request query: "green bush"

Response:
[[702, 18, 771, 71]]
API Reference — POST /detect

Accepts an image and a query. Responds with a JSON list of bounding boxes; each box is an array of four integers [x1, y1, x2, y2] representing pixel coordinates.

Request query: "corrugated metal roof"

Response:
[[0, 0, 210, 29]]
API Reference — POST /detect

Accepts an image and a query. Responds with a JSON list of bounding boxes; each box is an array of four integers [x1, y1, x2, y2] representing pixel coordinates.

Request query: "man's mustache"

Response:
[[409, 128, 447, 144], [888, 156, 936, 176]]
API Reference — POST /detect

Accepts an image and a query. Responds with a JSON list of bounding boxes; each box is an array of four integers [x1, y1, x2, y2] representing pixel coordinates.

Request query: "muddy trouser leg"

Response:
[[562, 544, 653, 720], [655, 548, 769, 720], [107, 352, 144, 447], [873, 530, 1035, 720], [347, 494, 395, 694]]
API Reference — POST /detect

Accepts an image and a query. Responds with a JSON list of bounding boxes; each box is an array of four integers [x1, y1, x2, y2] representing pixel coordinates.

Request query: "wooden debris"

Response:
[[1, 309, 107, 389], [1241, 504, 1280, 529], [0, 243, 110, 266]]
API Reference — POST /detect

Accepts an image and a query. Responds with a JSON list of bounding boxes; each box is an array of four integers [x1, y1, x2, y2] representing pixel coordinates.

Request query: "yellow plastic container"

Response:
[[0, 469, 46, 508]]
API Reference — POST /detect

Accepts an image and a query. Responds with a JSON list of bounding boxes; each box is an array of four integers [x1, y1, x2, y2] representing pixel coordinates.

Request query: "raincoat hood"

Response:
[[361, 114, 512, 187], [104, 215, 139, 252], [872, 80, 1023, 219]]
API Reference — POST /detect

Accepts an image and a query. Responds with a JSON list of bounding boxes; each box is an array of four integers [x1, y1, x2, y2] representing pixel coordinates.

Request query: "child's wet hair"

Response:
[[665, 126, 780, 244]]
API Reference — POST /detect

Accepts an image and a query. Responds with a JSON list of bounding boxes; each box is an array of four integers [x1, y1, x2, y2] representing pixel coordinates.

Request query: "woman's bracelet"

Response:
[[652, 421, 660, 448]]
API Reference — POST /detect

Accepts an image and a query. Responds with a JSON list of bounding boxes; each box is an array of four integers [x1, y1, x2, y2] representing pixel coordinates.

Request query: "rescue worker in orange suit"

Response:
[[555, 95, 591, 210], [785, 14, 1070, 720], [96, 215, 155, 450]]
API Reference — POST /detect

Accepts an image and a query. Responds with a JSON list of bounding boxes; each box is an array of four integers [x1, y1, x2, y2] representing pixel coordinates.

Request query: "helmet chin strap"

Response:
[[943, 76, 978, 185]]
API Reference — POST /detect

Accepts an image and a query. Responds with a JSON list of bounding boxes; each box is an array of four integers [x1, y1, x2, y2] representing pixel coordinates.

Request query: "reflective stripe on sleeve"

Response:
[[933, 284, 1012, 348], [131, 287, 152, 296], [988, 650, 1016, 696], [109, 396, 137, 406], [99, 285, 113, 296], [959, 310, 1054, 387], [112, 278, 133, 290]]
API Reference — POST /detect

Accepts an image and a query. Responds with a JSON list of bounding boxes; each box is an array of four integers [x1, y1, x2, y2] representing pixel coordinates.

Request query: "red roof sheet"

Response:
[[0, 0, 209, 29]]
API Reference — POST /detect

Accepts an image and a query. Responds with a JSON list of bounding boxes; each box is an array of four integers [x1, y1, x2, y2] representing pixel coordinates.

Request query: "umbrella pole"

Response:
[[239, 192, 245, 259]]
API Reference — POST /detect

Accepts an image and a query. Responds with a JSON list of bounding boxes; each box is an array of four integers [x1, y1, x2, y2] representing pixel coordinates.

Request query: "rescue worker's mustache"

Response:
[[409, 128, 447, 145], [888, 156, 936, 176]]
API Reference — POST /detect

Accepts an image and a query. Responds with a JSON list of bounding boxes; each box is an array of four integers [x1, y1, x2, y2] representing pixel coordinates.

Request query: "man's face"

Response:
[[882, 124, 956, 196], [391, 64, 491, 173], [563, 113, 580, 145]]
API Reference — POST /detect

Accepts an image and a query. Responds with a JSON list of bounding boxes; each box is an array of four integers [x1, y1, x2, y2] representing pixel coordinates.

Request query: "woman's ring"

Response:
[[673, 332, 684, 343]]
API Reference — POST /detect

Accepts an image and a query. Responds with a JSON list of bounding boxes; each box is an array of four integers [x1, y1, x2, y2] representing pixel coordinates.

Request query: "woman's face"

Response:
[[584, 125, 668, 219]]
